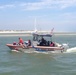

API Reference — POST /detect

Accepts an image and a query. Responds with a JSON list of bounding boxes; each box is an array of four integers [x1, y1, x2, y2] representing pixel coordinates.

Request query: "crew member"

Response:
[[18, 37, 25, 48]]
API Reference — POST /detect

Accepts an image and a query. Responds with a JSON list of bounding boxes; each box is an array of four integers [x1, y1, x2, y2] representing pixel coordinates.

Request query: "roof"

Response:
[[33, 33, 52, 37]]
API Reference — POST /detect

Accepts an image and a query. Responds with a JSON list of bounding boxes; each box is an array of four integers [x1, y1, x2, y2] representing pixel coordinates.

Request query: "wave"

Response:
[[11, 46, 76, 54], [66, 47, 76, 53]]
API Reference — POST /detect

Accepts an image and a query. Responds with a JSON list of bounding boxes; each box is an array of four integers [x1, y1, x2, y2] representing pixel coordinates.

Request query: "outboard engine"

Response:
[[61, 43, 69, 52]]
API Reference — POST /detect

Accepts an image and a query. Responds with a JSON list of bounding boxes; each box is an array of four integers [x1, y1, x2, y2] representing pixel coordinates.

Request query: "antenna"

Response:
[[34, 18, 37, 32], [31, 18, 37, 34]]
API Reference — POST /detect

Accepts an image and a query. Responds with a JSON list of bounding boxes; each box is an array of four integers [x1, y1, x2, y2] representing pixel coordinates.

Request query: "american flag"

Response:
[[50, 28, 54, 35]]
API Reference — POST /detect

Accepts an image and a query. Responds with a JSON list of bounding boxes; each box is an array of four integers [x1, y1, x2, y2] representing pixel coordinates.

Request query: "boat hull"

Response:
[[6, 44, 32, 50], [33, 46, 64, 52], [6, 44, 66, 53]]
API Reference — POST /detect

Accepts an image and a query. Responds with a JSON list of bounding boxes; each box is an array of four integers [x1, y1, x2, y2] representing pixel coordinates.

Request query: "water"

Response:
[[0, 35, 76, 75]]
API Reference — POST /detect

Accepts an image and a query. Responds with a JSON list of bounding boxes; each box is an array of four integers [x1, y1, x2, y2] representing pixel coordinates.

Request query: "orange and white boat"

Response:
[[6, 33, 69, 53]]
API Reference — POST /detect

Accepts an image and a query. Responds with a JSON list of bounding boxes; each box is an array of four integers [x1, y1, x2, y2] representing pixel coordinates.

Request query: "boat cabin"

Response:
[[32, 33, 54, 46]]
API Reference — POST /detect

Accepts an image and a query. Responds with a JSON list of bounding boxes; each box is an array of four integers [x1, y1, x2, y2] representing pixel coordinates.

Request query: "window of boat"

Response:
[[33, 34, 52, 42]]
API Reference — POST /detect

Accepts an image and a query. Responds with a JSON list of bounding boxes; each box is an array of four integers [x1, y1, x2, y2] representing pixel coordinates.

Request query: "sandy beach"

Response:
[[0, 30, 76, 36]]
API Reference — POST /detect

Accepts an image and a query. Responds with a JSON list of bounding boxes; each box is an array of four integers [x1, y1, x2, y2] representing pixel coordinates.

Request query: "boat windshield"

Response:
[[33, 33, 52, 42]]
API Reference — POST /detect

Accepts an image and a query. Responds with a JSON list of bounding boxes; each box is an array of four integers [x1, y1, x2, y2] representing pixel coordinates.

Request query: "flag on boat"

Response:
[[50, 28, 54, 35]]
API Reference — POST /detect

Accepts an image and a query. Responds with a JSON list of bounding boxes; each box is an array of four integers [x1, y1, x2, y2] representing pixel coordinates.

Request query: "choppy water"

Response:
[[0, 35, 76, 75]]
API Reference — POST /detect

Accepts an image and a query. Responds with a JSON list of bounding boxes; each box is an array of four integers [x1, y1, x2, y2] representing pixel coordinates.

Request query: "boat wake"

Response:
[[11, 49, 55, 54], [23, 49, 50, 54], [66, 47, 76, 53], [11, 49, 20, 52], [11, 47, 76, 54]]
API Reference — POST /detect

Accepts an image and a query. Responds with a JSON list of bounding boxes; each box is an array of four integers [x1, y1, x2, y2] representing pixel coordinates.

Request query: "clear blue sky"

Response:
[[0, 0, 76, 32]]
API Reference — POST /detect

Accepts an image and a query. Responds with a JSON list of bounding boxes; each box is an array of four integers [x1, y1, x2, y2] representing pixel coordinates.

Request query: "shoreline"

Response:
[[0, 30, 76, 36], [0, 33, 76, 36]]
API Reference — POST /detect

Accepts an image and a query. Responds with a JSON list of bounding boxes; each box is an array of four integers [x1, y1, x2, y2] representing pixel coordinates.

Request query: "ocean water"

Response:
[[0, 35, 76, 75]]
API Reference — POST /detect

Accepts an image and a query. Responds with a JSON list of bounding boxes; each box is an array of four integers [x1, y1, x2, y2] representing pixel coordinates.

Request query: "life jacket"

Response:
[[19, 38, 24, 44]]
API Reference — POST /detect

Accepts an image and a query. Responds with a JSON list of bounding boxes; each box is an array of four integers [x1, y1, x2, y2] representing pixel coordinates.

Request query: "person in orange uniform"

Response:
[[18, 37, 25, 48], [18, 37, 24, 45]]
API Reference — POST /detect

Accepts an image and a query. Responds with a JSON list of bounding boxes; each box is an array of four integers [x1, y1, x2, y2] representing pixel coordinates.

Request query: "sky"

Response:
[[0, 0, 76, 32]]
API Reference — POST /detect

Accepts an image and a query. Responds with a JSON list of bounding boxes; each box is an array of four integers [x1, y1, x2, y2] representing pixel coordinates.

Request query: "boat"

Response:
[[6, 33, 69, 53]]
